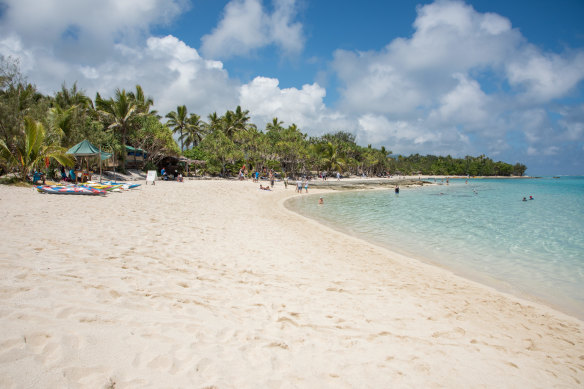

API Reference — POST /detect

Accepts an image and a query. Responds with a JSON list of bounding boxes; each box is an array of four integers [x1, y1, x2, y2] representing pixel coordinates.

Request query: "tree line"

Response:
[[0, 56, 526, 181]]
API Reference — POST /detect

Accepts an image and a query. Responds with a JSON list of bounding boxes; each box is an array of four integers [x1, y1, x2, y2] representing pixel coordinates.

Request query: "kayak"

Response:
[[36, 185, 106, 195], [86, 181, 141, 190], [103, 181, 141, 190], [83, 182, 123, 191]]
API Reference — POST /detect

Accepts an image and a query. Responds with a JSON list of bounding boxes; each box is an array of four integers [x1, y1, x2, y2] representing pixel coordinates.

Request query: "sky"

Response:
[[1, 0, 583, 175]]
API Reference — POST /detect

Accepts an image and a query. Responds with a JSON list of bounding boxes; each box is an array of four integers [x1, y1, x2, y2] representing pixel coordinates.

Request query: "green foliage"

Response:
[[166, 105, 189, 152], [0, 63, 527, 178], [0, 117, 74, 181], [131, 115, 179, 166], [198, 129, 242, 176], [183, 147, 208, 161], [392, 154, 518, 176]]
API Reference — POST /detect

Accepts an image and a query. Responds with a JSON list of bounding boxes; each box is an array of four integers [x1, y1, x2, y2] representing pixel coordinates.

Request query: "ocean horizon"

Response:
[[287, 176, 584, 320]]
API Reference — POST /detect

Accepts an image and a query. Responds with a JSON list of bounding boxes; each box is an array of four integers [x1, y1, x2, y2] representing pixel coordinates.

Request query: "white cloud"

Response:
[[239, 76, 336, 130], [0, 0, 239, 117], [506, 48, 584, 102], [200, 0, 304, 59], [0, 0, 582, 174], [331, 0, 584, 167], [429, 73, 490, 127], [558, 105, 584, 141], [0, 0, 187, 62]]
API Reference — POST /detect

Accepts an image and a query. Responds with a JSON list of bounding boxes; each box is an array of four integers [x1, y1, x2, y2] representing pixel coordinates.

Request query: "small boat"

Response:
[[83, 182, 123, 191], [36, 185, 106, 195], [103, 181, 141, 190]]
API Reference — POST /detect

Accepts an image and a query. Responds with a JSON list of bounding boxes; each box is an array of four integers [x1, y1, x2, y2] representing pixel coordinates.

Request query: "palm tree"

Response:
[[317, 141, 346, 173], [207, 112, 222, 133], [0, 117, 74, 181], [54, 82, 93, 110], [165, 105, 190, 152], [128, 85, 156, 116], [95, 89, 139, 171], [266, 117, 284, 134], [223, 106, 254, 139], [47, 105, 74, 143], [181, 113, 206, 149]]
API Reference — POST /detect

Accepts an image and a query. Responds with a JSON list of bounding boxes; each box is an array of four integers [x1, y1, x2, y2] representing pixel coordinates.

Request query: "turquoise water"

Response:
[[287, 177, 584, 319]]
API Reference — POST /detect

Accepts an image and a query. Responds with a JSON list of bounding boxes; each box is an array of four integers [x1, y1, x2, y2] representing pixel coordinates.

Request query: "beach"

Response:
[[0, 179, 583, 388]]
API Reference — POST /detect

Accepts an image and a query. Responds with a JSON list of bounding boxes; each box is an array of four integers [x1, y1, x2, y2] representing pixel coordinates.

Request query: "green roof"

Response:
[[67, 140, 111, 160]]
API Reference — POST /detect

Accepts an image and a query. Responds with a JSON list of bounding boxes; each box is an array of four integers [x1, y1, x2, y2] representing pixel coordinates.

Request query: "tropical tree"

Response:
[[128, 85, 156, 116], [223, 105, 255, 140], [265, 117, 284, 134], [239, 126, 270, 173], [131, 115, 179, 167], [361, 145, 390, 176], [95, 88, 139, 171], [198, 129, 242, 176], [50, 82, 97, 147], [0, 57, 48, 149], [54, 82, 93, 110], [181, 113, 206, 149], [166, 105, 190, 152], [270, 123, 307, 176], [0, 117, 74, 181], [47, 105, 74, 144], [513, 163, 527, 176], [316, 141, 346, 173], [207, 112, 222, 133]]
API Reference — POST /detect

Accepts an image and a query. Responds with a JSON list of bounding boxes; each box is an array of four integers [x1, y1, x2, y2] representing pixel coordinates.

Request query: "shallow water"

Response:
[[287, 177, 584, 319]]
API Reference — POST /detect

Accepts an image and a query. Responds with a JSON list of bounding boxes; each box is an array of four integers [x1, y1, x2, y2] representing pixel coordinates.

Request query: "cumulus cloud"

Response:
[[330, 0, 584, 171], [0, 0, 240, 116], [200, 0, 304, 59], [239, 76, 350, 131], [0, 0, 582, 174], [0, 0, 187, 62]]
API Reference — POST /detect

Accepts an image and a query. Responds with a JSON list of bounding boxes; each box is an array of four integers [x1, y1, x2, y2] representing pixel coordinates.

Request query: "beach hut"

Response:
[[125, 145, 147, 169], [178, 156, 206, 177], [66, 140, 112, 182]]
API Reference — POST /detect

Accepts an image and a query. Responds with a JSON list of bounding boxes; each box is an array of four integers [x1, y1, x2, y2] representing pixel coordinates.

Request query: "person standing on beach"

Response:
[[304, 179, 308, 193], [337, 171, 341, 180], [296, 179, 302, 193]]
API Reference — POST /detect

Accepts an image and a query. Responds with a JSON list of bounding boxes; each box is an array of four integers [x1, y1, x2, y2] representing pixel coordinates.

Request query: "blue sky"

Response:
[[1, 0, 583, 175]]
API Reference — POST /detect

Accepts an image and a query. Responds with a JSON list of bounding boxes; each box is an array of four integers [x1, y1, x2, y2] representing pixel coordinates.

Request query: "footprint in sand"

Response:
[[431, 326, 466, 339]]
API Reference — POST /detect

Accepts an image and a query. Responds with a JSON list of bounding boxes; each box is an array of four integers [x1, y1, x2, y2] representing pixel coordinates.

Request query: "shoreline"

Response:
[[284, 183, 584, 320], [1, 180, 583, 387]]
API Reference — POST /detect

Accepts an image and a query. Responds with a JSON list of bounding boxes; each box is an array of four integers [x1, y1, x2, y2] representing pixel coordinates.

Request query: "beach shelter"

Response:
[[66, 140, 112, 181], [179, 156, 206, 176]]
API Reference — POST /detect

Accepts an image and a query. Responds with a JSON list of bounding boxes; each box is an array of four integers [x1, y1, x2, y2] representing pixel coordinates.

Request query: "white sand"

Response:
[[0, 180, 583, 388]]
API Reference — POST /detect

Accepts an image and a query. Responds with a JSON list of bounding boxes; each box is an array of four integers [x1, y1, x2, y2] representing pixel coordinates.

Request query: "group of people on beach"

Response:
[[160, 167, 182, 182], [296, 178, 309, 193]]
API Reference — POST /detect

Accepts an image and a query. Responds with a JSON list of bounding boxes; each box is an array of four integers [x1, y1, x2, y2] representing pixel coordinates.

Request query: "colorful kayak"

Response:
[[103, 181, 141, 190], [85, 181, 140, 190], [36, 185, 106, 195], [83, 182, 123, 191]]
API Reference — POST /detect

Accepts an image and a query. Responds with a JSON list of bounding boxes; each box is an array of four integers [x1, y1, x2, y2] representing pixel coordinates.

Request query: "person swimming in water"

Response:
[[395, 186, 399, 194]]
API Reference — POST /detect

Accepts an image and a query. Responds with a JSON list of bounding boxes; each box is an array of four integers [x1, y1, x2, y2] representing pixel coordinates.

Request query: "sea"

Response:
[[286, 176, 584, 320]]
